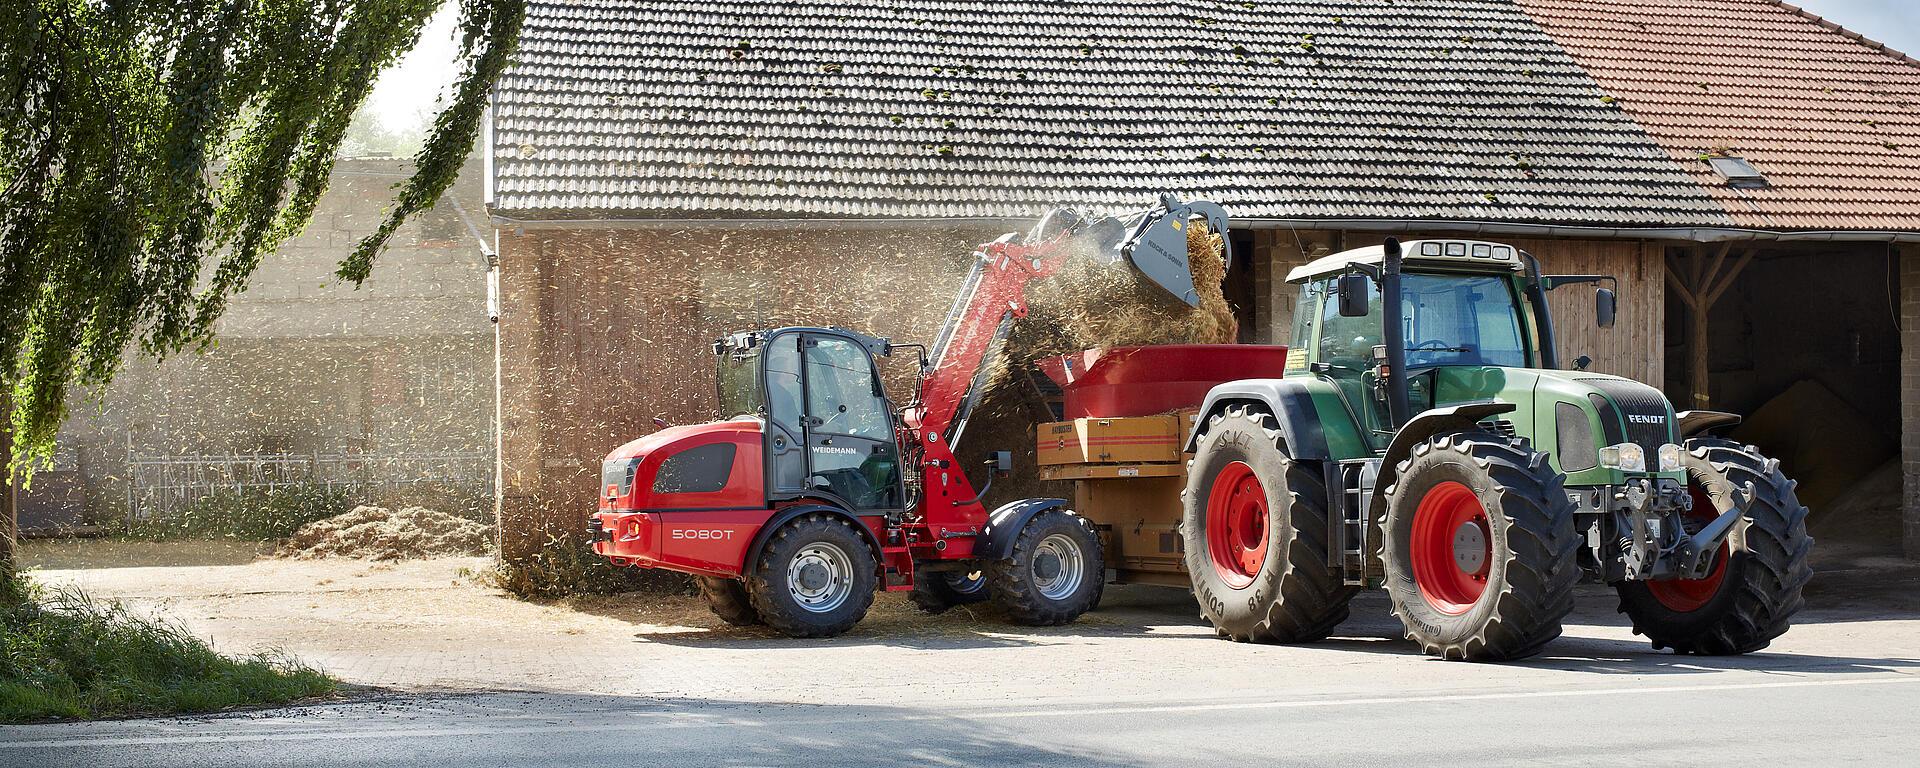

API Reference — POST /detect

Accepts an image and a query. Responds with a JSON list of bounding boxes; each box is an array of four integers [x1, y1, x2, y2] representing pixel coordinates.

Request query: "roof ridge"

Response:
[[1772, 1, 1920, 70]]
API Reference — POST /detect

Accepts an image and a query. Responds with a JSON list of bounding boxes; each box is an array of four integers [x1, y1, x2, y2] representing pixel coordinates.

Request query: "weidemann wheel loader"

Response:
[[589, 195, 1231, 637], [1175, 237, 1813, 660]]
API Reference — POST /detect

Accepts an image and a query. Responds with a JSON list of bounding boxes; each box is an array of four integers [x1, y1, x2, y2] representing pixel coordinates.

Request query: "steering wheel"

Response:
[[1411, 339, 1453, 351]]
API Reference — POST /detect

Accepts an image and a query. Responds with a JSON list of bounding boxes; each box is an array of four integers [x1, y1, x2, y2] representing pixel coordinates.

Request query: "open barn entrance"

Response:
[[1664, 242, 1904, 562]]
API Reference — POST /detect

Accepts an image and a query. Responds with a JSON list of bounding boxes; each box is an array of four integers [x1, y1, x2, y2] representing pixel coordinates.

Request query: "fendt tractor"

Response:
[[589, 195, 1232, 637], [1170, 237, 1813, 660]]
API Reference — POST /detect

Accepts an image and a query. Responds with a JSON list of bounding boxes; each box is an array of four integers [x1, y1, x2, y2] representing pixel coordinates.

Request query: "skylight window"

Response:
[[1707, 155, 1768, 188]]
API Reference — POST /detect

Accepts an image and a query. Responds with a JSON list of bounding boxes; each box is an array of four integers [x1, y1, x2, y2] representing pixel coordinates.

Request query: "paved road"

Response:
[[6, 673, 1918, 767], [11, 555, 1920, 765]]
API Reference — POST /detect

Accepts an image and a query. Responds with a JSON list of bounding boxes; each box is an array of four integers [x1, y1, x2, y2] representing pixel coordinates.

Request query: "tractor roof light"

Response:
[[1657, 443, 1684, 473], [1599, 442, 1646, 473]]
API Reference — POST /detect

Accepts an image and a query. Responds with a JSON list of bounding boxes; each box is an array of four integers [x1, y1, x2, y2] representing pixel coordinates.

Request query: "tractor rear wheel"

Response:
[[909, 568, 990, 614], [745, 513, 878, 638], [1381, 430, 1579, 661], [1615, 438, 1812, 654], [989, 510, 1105, 626], [695, 576, 762, 626], [1181, 405, 1355, 643]]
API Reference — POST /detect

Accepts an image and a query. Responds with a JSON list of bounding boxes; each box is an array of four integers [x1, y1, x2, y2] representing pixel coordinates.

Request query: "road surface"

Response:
[[6, 673, 1918, 766]]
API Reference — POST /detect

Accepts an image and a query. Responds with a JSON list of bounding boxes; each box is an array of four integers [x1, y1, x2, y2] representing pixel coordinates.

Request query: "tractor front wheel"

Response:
[[989, 510, 1105, 626], [1381, 431, 1580, 661], [745, 513, 878, 638], [1615, 438, 1812, 654]]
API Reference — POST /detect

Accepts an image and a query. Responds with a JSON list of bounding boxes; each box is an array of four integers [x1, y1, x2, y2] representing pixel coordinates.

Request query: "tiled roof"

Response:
[[492, 0, 1730, 226], [1519, 0, 1920, 231]]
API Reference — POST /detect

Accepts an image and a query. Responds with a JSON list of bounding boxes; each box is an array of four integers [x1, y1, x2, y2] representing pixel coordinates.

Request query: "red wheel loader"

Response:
[[589, 195, 1231, 637]]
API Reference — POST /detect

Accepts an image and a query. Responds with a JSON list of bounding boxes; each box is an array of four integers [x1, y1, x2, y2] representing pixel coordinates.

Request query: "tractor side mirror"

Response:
[[1595, 287, 1617, 328], [1337, 273, 1370, 317], [988, 450, 1013, 476]]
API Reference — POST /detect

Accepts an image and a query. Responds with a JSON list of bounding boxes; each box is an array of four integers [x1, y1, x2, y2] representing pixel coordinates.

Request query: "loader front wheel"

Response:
[[1182, 405, 1355, 643], [746, 513, 878, 638], [695, 576, 762, 626], [1615, 438, 1813, 655], [1382, 431, 1579, 661], [989, 510, 1105, 626]]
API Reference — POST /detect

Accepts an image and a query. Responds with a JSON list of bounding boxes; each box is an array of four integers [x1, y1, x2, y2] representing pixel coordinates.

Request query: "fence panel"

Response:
[[126, 450, 493, 520]]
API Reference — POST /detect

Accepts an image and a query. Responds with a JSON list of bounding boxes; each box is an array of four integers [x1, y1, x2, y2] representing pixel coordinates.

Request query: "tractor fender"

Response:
[[1676, 410, 1742, 438], [1375, 402, 1519, 494], [975, 498, 1073, 561], [741, 502, 885, 576], [1185, 379, 1331, 459]]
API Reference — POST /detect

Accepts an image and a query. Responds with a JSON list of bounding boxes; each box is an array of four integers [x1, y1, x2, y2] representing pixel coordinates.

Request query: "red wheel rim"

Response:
[[1410, 481, 1492, 615], [1647, 483, 1730, 612], [1205, 461, 1270, 588]]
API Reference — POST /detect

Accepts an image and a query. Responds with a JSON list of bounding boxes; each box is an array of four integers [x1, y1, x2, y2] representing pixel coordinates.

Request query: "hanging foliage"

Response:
[[0, 0, 523, 473]]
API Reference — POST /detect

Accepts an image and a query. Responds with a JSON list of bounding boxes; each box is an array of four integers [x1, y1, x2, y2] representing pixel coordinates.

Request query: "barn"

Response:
[[483, 0, 1920, 562]]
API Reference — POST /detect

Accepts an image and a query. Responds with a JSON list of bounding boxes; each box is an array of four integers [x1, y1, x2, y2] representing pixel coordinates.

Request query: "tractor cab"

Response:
[[1282, 239, 1618, 456], [714, 327, 905, 514]]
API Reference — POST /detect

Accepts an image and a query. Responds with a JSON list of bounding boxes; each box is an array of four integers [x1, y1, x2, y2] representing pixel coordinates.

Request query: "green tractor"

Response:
[[1181, 237, 1813, 661]]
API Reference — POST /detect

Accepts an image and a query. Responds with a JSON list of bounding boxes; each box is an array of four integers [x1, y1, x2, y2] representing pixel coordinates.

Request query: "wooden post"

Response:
[[1, 403, 15, 573], [1663, 243, 1755, 410]]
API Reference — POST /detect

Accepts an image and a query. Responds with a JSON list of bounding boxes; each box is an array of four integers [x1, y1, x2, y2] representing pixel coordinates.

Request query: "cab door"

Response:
[[798, 334, 903, 512]]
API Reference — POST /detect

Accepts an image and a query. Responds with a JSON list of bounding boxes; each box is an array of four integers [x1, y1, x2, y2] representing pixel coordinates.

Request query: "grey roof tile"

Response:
[[492, 0, 1733, 226]]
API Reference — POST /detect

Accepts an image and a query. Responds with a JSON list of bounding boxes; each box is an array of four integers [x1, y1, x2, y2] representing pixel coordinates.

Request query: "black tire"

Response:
[[1615, 438, 1813, 655], [1381, 431, 1580, 661], [1181, 404, 1355, 643], [988, 509, 1105, 626], [908, 568, 990, 614], [695, 576, 762, 626], [744, 513, 878, 638]]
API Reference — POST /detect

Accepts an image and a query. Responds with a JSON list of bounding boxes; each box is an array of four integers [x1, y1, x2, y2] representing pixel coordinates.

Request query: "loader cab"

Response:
[[1285, 240, 1566, 450], [715, 327, 904, 513]]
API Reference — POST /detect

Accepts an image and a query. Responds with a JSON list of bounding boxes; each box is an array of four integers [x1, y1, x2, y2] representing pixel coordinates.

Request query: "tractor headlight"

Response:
[[1657, 443, 1684, 473], [1598, 442, 1646, 472]]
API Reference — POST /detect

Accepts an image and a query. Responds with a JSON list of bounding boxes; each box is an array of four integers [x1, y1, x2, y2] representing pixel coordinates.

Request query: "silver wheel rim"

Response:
[[1033, 533, 1085, 601], [788, 542, 854, 613]]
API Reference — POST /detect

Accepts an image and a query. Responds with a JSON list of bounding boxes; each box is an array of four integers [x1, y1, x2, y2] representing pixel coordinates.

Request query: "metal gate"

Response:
[[126, 450, 493, 520]]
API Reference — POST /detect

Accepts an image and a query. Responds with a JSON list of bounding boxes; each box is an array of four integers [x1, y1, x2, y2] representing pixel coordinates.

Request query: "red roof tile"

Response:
[[1518, 0, 1920, 231]]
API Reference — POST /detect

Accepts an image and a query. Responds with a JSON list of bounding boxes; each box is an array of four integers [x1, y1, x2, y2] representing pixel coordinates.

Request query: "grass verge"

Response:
[[0, 569, 336, 722]]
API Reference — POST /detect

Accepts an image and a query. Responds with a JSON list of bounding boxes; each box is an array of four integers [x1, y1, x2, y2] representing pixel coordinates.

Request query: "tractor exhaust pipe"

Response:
[[1381, 237, 1412, 428]]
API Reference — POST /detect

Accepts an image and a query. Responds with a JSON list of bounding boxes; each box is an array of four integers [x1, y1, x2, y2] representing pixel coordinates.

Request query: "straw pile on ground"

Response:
[[277, 505, 492, 561]]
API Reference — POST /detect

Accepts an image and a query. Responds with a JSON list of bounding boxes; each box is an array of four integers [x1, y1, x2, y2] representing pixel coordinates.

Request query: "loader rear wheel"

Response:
[[746, 513, 877, 638], [909, 568, 989, 614], [1382, 431, 1579, 661], [1615, 438, 1813, 655], [1182, 405, 1355, 643], [989, 510, 1104, 626], [695, 576, 762, 626]]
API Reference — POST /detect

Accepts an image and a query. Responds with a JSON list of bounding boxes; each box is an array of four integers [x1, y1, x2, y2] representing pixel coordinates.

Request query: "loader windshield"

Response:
[[716, 347, 762, 418]]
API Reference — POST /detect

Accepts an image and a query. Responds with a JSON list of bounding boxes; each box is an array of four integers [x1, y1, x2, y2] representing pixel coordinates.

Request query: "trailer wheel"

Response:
[[989, 510, 1104, 626], [1381, 430, 1579, 661], [1181, 404, 1355, 643], [745, 513, 878, 638], [1615, 438, 1812, 655], [695, 576, 762, 626], [908, 568, 990, 614]]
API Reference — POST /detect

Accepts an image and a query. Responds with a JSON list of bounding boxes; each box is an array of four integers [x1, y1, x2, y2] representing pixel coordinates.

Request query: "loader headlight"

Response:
[[1598, 442, 1646, 472], [1657, 443, 1684, 473]]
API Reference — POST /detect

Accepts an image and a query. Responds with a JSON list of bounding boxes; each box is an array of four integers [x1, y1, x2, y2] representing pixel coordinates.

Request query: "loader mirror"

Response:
[[1337, 273, 1371, 317], [1595, 287, 1617, 328], [989, 450, 1013, 475]]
